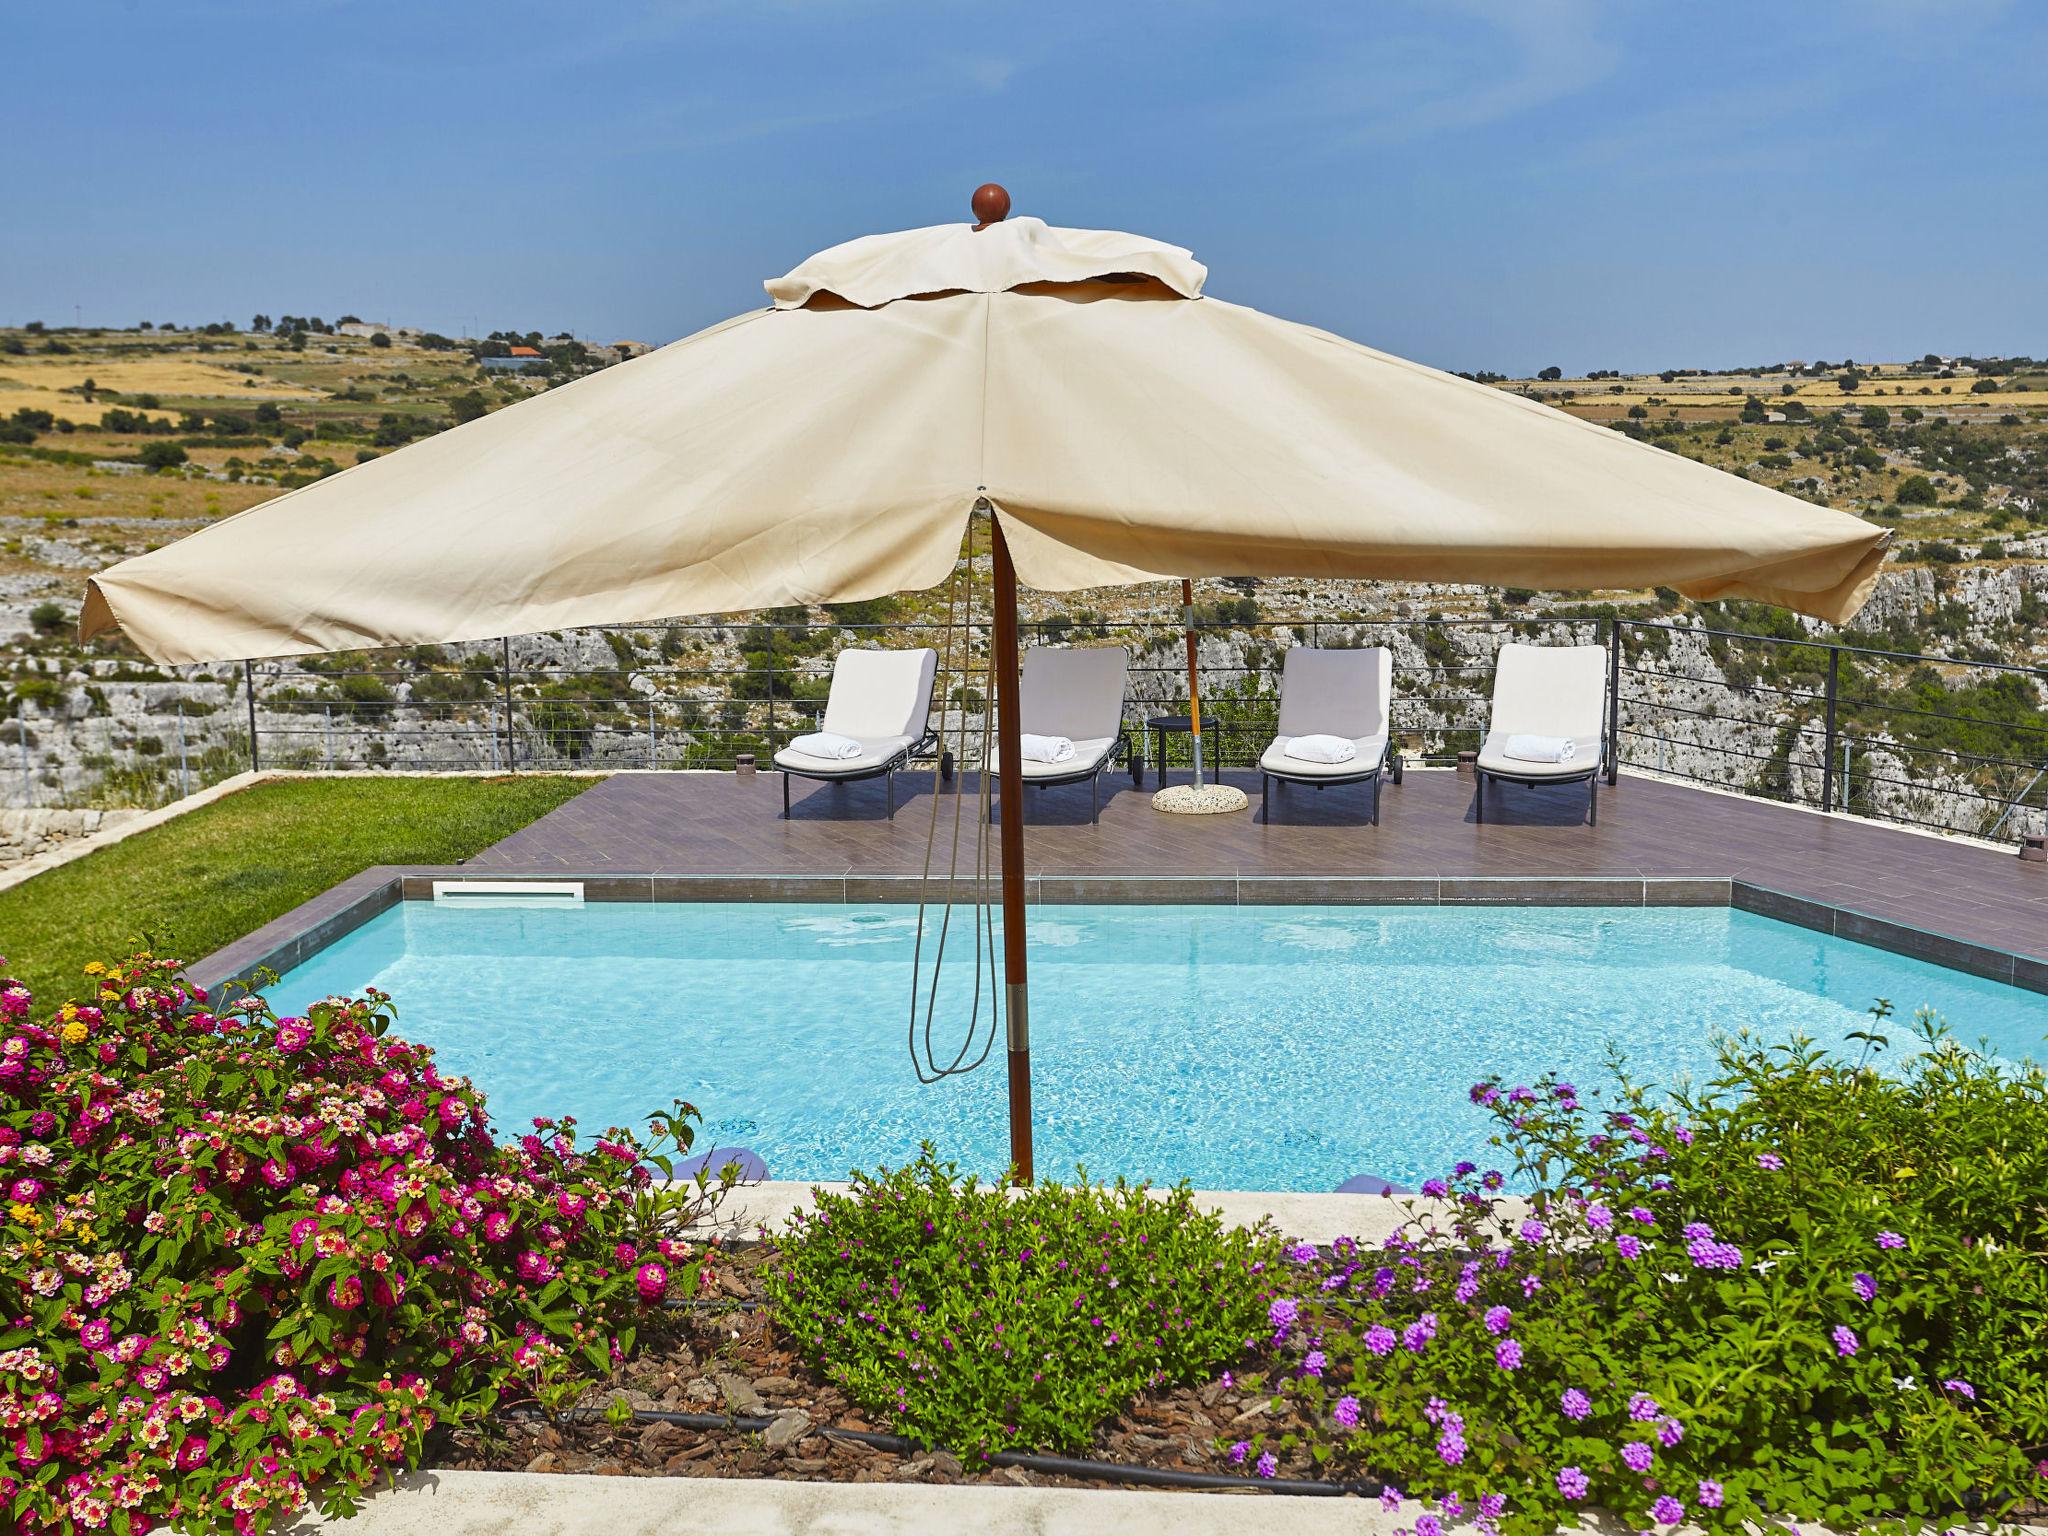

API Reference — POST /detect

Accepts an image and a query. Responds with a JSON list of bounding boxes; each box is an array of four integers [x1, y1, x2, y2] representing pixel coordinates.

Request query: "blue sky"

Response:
[[6, 0, 2043, 373]]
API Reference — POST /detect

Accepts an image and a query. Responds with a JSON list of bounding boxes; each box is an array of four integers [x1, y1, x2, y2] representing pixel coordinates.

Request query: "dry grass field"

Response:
[[0, 356, 325, 425]]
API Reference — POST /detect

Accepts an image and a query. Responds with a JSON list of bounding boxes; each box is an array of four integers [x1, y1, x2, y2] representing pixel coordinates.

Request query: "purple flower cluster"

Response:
[[1556, 1465, 1590, 1499], [1435, 1410, 1468, 1466], [1621, 1440, 1655, 1472], [1683, 1221, 1743, 1270], [1560, 1387, 1592, 1420], [1833, 1324, 1860, 1358]]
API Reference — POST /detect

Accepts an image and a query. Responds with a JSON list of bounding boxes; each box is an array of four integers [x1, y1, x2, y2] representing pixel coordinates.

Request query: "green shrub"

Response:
[[1263, 1018, 2048, 1532], [1895, 475, 1939, 506], [763, 1150, 1281, 1453]]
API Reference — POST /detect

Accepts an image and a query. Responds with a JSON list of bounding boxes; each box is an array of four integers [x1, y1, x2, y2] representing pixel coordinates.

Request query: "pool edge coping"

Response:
[[190, 870, 2048, 999]]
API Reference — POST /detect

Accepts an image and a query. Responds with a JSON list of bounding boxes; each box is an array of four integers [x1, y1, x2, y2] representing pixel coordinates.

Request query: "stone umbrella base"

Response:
[[1151, 783, 1249, 815]]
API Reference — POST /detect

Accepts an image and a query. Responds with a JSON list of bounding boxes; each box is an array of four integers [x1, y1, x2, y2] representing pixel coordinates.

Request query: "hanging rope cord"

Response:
[[906, 514, 1001, 1084]]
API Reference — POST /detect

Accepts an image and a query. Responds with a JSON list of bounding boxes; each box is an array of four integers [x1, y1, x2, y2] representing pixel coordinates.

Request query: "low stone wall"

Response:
[[0, 807, 145, 869]]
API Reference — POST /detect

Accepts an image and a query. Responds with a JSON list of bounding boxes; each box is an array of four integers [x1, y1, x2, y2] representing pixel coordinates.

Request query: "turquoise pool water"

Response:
[[267, 902, 2048, 1192]]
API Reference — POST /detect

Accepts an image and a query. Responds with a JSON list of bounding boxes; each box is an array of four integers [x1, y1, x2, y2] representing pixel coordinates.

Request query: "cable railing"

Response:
[[7, 610, 2044, 844]]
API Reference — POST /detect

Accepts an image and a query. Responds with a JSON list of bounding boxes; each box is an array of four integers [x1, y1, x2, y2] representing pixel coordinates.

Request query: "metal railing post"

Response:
[[244, 659, 260, 772], [500, 637, 517, 770], [766, 623, 778, 761], [1820, 646, 1840, 813], [176, 700, 189, 800], [647, 698, 656, 770], [15, 718, 30, 809], [1605, 620, 1622, 784]]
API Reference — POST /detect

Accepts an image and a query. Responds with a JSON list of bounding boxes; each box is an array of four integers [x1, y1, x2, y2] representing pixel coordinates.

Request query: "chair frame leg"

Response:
[[1588, 773, 1598, 826], [1261, 773, 1269, 821], [1475, 768, 1486, 823], [886, 768, 896, 820], [782, 771, 791, 819]]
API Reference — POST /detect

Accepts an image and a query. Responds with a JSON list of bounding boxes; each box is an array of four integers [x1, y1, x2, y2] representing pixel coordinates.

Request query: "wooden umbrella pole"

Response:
[[989, 509, 1034, 1185], [1182, 578, 1204, 787]]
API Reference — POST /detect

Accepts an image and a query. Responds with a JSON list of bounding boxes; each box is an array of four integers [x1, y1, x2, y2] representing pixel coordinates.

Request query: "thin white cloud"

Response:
[[1239, 0, 1623, 148]]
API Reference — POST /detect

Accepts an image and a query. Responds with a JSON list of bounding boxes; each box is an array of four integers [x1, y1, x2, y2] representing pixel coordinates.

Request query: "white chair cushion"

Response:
[[1017, 736, 1116, 779], [1261, 733, 1388, 778], [775, 732, 915, 775], [1476, 731, 1601, 778]]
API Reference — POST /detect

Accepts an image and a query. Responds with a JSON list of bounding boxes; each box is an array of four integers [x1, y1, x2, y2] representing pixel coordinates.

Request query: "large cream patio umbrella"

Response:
[[83, 184, 1890, 1182]]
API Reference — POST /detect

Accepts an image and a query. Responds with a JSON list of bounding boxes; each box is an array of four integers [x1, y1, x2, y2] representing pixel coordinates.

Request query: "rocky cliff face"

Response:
[[5, 565, 2043, 844]]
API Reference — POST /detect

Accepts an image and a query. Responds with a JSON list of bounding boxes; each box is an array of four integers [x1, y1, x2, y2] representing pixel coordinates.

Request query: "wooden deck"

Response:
[[460, 766, 2048, 974]]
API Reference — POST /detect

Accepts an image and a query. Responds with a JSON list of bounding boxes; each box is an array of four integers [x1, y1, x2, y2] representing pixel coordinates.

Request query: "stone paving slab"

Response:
[[299, 1468, 1414, 1535], [701, 1179, 1431, 1246]]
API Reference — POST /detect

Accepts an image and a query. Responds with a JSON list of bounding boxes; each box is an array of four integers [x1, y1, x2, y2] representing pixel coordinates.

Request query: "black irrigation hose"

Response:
[[502, 1403, 1387, 1498], [621, 1407, 1386, 1498]]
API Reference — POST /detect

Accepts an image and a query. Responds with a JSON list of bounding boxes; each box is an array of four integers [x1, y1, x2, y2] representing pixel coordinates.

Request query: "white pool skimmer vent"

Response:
[[430, 880, 586, 908]]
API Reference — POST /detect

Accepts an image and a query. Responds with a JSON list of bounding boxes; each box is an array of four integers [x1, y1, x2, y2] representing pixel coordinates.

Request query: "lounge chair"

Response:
[[1474, 643, 1610, 826], [1258, 646, 1399, 823], [774, 647, 939, 818], [989, 646, 1135, 824]]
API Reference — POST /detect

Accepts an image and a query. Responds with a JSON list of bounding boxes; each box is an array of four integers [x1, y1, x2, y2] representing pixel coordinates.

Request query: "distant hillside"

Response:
[[1, 321, 2042, 832]]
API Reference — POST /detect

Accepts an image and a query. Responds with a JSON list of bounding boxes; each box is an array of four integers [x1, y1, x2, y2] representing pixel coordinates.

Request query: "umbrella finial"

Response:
[[970, 182, 1011, 231]]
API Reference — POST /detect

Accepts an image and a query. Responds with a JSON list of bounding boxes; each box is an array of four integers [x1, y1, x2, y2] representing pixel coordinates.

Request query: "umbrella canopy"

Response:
[[83, 212, 1887, 665]]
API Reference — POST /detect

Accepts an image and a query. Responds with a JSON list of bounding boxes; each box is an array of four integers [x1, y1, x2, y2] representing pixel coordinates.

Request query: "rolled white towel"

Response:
[[1283, 733, 1357, 765], [1020, 733, 1075, 764], [789, 731, 863, 760], [1504, 733, 1576, 764]]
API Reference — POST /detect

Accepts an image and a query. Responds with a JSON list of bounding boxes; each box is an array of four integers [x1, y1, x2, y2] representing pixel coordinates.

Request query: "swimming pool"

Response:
[[266, 902, 2048, 1192]]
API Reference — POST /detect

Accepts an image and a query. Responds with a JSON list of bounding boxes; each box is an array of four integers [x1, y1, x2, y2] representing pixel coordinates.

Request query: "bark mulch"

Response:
[[440, 1242, 1342, 1494]]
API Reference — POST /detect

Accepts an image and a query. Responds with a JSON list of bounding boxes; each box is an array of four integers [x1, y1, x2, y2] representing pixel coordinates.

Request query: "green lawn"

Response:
[[0, 775, 591, 1007]]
